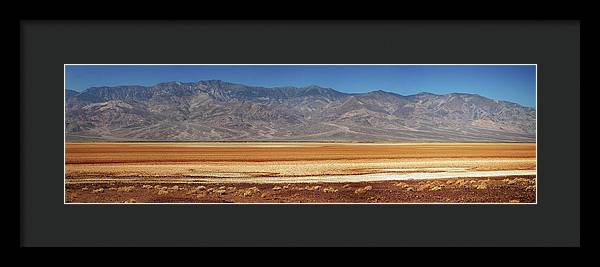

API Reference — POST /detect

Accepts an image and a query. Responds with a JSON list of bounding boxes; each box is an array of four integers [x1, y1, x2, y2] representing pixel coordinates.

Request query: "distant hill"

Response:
[[65, 80, 536, 142]]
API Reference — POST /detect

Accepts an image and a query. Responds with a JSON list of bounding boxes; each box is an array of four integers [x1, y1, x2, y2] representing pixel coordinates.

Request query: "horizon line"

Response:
[[66, 79, 535, 108]]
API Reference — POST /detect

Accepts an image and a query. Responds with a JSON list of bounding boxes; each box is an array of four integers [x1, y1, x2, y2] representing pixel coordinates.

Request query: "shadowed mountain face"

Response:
[[65, 80, 536, 142]]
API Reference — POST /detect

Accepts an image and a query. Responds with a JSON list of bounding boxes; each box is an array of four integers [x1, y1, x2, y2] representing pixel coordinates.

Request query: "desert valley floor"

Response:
[[65, 142, 536, 203]]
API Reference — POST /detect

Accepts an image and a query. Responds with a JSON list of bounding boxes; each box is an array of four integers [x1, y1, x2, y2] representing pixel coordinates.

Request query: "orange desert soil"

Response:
[[65, 142, 536, 203]]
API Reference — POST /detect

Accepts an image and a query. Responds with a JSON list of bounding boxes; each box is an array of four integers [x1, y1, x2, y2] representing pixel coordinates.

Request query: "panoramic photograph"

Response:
[[64, 64, 537, 204]]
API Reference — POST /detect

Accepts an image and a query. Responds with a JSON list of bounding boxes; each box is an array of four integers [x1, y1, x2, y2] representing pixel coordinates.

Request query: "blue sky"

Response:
[[65, 65, 536, 107]]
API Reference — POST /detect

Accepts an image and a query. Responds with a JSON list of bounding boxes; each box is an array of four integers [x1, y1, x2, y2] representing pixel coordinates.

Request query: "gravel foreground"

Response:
[[65, 175, 536, 204]]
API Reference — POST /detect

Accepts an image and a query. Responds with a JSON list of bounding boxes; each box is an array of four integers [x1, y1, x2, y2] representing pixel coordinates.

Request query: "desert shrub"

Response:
[[117, 186, 135, 192], [525, 185, 535, 191], [187, 185, 207, 194], [241, 187, 261, 197], [367, 196, 380, 202], [158, 190, 168, 195], [394, 182, 409, 188], [213, 188, 227, 195], [92, 187, 104, 193], [305, 185, 321, 191], [92, 188, 104, 193], [322, 187, 338, 193], [354, 186, 372, 194]]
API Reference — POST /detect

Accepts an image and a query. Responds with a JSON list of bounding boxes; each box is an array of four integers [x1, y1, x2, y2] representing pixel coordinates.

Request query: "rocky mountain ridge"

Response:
[[65, 80, 536, 142]]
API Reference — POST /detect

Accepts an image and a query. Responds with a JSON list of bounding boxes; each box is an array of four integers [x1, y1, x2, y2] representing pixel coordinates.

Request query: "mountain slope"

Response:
[[65, 80, 536, 142]]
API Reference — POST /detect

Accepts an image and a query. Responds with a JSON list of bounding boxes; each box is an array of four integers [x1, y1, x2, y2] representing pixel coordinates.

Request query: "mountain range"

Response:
[[65, 80, 536, 142]]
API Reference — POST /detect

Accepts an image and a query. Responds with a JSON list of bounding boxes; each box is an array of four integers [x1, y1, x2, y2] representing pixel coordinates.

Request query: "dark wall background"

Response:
[[21, 20, 580, 246]]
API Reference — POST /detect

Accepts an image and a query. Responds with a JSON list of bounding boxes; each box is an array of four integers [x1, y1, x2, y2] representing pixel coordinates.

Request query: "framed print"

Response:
[[21, 20, 580, 247]]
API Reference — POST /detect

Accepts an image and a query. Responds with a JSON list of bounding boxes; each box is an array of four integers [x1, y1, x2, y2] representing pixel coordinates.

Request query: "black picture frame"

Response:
[[20, 20, 580, 247]]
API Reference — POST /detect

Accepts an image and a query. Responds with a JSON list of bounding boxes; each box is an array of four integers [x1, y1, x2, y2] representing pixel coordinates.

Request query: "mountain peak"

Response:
[[201, 79, 228, 85], [363, 90, 400, 98], [415, 92, 438, 96], [448, 92, 481, 97]]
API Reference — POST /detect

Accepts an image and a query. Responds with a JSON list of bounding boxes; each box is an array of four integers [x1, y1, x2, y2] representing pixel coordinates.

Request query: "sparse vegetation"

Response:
[[354, 186, 372, 194], [322, 187, 338, 193], [65, 143, 536, 203], [117, 186, 135, 192]]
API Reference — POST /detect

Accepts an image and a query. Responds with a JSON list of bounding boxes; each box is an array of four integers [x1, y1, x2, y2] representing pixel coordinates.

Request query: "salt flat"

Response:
[[65, 142, 536, 203]]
